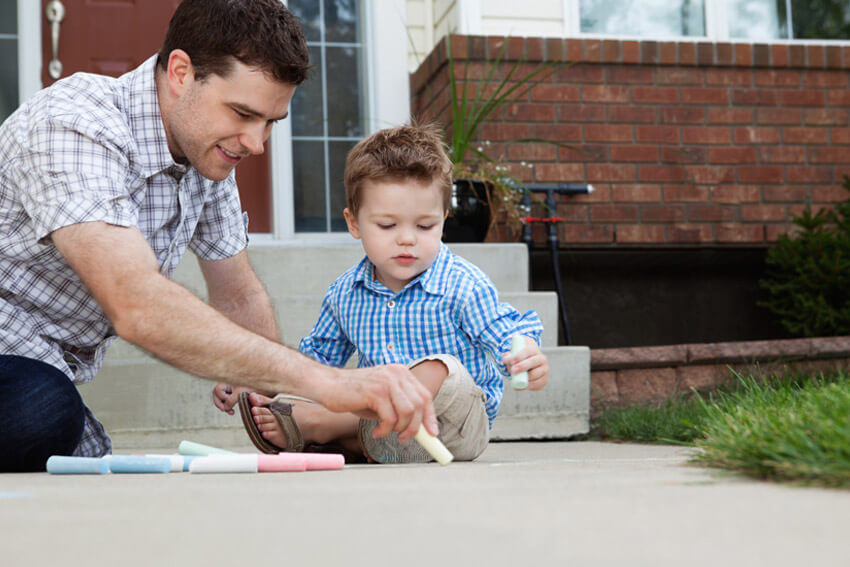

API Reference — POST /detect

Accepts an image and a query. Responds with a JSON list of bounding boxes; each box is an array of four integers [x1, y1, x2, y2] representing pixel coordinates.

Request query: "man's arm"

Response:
[[50, 221, 437, 441]]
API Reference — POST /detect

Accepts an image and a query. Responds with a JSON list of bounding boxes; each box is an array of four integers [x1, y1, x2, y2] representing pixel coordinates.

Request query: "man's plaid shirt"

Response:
[[0, 55, 248, 455]]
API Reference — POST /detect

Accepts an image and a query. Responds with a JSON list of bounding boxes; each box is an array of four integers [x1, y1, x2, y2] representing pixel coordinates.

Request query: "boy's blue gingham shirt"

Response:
[[299, 243, 543, 426]]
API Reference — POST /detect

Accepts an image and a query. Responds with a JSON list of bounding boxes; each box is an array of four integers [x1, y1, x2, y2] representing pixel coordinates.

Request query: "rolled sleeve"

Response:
[[189, 174, 248, 260]]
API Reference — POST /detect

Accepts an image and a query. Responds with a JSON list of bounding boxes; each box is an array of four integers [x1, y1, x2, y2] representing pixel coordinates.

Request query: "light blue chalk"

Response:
[[47, 456, 109, 475], [178, 440, 237, 456], [107, 456, 171, 474]]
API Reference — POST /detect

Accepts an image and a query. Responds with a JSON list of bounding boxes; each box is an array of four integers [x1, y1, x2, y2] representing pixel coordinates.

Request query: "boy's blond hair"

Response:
[[344, 123, 453, 216]]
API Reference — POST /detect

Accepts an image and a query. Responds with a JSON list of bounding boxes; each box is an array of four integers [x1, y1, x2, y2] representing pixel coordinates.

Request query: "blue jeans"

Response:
[[0, 355, 85, 472]]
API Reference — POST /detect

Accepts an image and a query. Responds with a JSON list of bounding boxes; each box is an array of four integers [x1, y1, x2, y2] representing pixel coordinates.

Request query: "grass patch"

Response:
[[593, 370, 850, 487]]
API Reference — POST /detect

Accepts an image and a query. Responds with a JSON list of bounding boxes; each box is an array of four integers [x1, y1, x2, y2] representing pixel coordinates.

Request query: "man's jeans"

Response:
[[0, 355, 85, 472]]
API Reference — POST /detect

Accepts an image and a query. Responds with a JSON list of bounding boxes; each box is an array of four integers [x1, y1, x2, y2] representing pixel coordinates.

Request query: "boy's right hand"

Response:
[[212, 383, 249, 415]]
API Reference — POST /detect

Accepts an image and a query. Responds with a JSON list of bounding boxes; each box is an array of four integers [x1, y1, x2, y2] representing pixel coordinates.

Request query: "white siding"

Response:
[[480, 0, 566, 37], [407, 0, 461, 71]]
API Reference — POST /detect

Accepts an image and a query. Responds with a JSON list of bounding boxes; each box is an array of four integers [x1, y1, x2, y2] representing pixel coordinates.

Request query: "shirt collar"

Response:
[[123, 55, 185, 178], [352, 243, 452, 296]]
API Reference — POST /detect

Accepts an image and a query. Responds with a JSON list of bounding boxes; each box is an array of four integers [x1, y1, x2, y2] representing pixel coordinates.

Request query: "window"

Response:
[[0, 0, 19, 123], [289, 0, 366, 233], [579, 0, 706, 38]]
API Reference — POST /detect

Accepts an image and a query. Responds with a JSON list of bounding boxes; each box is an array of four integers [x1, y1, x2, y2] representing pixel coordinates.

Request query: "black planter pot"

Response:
[[442, 178, 491, 242]]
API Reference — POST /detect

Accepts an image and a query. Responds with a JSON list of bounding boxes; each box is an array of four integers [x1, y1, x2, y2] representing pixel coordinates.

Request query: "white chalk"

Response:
[[189, 455, 258, 474], [145, 454, 185, 472], [510, 334, 529, 390], [414, 425, 453, 466]]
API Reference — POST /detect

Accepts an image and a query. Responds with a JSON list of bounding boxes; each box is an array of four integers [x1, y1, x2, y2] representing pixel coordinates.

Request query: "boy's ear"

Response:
[[343, 208, 361, 239]]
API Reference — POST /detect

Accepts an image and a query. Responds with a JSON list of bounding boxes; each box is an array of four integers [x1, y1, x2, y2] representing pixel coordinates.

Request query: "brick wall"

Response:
[[410, 36, 850, 246]]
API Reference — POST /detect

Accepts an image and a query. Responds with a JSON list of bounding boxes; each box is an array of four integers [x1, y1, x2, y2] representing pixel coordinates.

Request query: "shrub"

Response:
[[758, 176, 850, 337]]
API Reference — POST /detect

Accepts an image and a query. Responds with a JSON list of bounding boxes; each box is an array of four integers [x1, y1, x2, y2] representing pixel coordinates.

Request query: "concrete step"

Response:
[[174, 242, 533, 298], [79, 345, 589, 449]]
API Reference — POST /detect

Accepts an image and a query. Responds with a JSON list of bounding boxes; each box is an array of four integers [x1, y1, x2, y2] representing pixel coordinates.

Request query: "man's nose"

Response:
[[241, 123, 267, 155]]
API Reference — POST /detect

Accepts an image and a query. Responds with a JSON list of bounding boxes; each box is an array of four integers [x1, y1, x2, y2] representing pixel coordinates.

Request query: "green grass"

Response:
[[593, 370, 850, 487]]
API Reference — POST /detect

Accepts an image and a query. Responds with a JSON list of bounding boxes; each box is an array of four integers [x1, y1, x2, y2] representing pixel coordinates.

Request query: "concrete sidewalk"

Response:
[[2, 441, 848, 567]]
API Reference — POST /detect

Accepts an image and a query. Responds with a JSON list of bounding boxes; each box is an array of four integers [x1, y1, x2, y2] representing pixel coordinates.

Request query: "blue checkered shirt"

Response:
[[0, 55, 248, 456], [299, 244, 544, 426]]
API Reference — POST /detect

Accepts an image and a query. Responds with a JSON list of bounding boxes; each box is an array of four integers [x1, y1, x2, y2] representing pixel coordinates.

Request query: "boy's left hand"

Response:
[[502, 336, 549, 391]]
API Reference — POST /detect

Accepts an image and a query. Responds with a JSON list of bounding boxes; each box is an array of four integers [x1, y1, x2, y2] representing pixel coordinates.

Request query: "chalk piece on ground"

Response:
[[414, 425, 454, 466], [178, 440, 237, 456], [47, 456, 109, 475], [107, 456, 171, 474]]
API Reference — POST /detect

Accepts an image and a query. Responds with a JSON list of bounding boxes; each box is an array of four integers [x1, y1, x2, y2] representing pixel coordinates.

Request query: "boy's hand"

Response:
[[212, 383, 250, 414], [502, 337, 549, 391]]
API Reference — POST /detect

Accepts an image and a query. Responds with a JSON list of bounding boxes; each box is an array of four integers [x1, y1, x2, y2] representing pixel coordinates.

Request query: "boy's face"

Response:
[[344, 178, 447, 293], [163, 52, 295, 181]]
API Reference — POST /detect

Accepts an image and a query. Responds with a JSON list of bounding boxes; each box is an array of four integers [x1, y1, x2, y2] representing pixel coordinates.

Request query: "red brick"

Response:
[[612, 184, 662, 201], [734, 127, 781, 144], [616, 225, 666, 243], [682, 127, 732, 144], [790, 45, 806, 67], [738, 166, 783, 183], [787, 167, 832, 183], [611, 146, 658, 162], [717, 43, 734, 66], [545, 38, 566, 62], [681, 87, 729, 104], [585, 124, 633, 142], [505, 103, 555, 122], [560, 145, 606, 162], [814, 185, 850, 202], [766, 224, 798, 241], [802, 70, 848, 88], [808, 45, 826, 68], [760, 146, 806, 163], [642, 205, 686, 222], [640, 41, 660, 64], [660, 146, 705, 164], [780, 90, 827, 106], [782, 127, 829, 144], [633, 86, 679, 103], [754, 44, 771, 66], [608, 106, 656, 123], [479, 123, 532, 141], [636, 126, 680, 144], [530, 84, 580, 102], [709, 147, 757, 164], [656, 68, 703, 85], [741, 205, 787, 221], [590, 370, 619, 408], [756, 108, 803, 125], [622, 41, 640, 64], [607, 66, 653, 84], [591, 204, 639, 222], [582, 85, 630, 103], [584, 39, 603, 62], [639, 165, 687, 183], [689, 204, 736, 222], [506, 143, 558, 162], [771, 44, 789, 67], [832, 129, 850, 144], [686, 166, 735, 184], [698, 42, 715, 66], [679, 43, 697, 66], [558, 104, 606, 122], [536, 163, 585, 181], [659, 107, 706, 124], [587, 164, 636, 182], [827, 46, 843, 69], [557, 204, 590, 222], [527, 37, 544, 61], [561, 224, 614, 243], [708, 108, 753, 124], [531, 124, 582, 143], [715, 224, 765, 243], [844, 46, 850, 68], [712, 185, 760, 203], [670, 224, 712, 243], [811, 147, 850, 163], [806, 109, 850, 125], [660, 42, 677, 65], [753, 70, 799, 87], [557, 65, 604, 83], [706, 69, 752, 86], [763, 186, 808, 201], [732, 89, 778, 106], [566, 39, 582, 62], [829, 91, 850, 106]]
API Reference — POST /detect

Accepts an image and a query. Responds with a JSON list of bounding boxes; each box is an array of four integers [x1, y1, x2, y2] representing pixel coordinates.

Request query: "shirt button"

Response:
[[387, 300, 395, 308], [387, 343, 394, 351]]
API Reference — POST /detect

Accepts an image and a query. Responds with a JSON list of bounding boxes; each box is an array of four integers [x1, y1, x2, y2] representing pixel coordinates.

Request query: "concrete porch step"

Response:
[[79, 345, 589, 449]]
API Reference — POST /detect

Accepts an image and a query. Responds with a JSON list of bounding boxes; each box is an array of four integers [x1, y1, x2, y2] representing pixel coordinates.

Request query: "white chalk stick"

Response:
[[189, 455, 258, 473], [414, 425, 453, 466], [510, 334, 529, 390]]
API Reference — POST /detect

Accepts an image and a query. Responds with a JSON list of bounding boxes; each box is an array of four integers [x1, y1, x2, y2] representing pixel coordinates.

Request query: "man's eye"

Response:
[[234, 109, 250, 119]]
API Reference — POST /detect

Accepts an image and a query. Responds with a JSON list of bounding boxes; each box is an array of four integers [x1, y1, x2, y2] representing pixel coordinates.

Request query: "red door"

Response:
[[40, 0, 273, 232]]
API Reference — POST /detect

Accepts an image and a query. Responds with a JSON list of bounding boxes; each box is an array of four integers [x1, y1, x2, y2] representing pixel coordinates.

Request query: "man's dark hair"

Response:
[[157, 0, 310, 85]]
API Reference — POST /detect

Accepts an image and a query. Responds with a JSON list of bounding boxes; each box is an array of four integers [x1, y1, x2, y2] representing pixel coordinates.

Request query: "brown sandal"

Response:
[[237, 392, 305, 453]]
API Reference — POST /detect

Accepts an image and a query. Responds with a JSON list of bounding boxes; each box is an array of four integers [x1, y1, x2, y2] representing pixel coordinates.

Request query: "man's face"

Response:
[[344, 179, 447, 294], [166, 59, 295, 181]]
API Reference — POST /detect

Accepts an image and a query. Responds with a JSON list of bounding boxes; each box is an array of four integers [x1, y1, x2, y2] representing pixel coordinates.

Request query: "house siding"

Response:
[[411, 36, 850, 247]]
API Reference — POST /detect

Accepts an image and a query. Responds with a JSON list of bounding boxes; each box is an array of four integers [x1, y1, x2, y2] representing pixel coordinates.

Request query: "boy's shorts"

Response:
[[409, 354, 490, 461]]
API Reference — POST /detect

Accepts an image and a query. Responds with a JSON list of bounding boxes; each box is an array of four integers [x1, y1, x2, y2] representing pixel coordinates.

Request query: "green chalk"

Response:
[[178, 440, 237, 456]]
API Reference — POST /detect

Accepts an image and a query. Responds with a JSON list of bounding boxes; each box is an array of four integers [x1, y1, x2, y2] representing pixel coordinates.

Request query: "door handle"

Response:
[[45, 0, 66, 80]]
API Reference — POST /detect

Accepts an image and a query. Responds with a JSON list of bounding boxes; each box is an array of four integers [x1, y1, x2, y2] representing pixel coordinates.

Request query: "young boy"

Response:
[[224, 124, 549, 463]]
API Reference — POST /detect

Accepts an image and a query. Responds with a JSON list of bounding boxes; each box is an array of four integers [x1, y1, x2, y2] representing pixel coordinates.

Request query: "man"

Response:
[[0, 0, 436, 472]]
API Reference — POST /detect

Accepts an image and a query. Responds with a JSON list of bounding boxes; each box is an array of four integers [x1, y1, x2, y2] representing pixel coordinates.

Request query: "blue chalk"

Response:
[[107, 456, 171, 474], [47, 456, 109, 475]]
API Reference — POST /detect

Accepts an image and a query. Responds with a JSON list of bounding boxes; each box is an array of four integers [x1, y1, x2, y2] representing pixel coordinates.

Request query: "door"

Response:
[[40, 0, 273, 232]]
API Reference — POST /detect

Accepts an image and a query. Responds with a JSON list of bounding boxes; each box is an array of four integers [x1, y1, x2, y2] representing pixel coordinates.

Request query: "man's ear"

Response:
[[166, 49, 194, 96], [343, 208, 361, 239]]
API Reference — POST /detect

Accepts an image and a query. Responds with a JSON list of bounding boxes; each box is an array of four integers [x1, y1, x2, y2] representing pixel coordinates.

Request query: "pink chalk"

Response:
[[299, 453, 345, 471], [257, 454, 308, 472]]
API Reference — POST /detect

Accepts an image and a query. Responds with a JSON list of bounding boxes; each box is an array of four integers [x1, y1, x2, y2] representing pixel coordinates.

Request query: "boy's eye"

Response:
[[418, 224, 435, 230], [378, 224, 395, 229]]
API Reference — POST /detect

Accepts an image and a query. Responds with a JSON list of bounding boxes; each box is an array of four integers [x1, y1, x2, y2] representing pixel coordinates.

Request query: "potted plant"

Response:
[[436, 35, 573, 242]]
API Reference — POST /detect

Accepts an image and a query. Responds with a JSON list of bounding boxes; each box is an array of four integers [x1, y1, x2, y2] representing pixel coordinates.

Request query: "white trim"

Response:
[[18, 0, 42, 103], [457, 0, 482, 35], [365, 0, 410, 132]]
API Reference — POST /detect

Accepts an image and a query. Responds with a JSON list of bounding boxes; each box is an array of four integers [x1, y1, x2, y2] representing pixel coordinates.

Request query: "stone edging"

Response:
[[590, 336, 850, 415]]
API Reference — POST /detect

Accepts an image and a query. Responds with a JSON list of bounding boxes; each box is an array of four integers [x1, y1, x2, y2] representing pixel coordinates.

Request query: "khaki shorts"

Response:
[[408, 354, 489, 461]]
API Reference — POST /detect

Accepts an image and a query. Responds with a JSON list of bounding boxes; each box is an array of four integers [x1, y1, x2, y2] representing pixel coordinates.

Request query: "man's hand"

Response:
[[502, 336, 549, 391]]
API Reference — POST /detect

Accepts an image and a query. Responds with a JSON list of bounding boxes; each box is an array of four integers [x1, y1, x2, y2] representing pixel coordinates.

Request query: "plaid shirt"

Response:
[[299, 244, 544, 426], [0, 55, 249, 456]]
